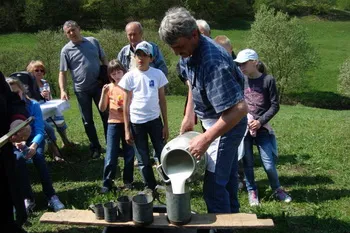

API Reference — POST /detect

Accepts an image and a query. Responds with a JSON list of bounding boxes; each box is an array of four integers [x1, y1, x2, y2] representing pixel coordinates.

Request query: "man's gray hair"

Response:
[[63, 20, 79, 30], [159, 7, 197, 45], [125, 21, 143, 34], [196, 19, 210, 35]]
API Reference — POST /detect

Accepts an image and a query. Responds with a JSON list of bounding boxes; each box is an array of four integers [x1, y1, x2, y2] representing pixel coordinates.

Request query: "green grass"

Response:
[[0, 33, 36, 52], [22, 96, 350, 233]]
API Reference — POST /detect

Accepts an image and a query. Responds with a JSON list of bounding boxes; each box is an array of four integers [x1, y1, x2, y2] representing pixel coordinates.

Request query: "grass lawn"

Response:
[[22, 96, 350, 233]]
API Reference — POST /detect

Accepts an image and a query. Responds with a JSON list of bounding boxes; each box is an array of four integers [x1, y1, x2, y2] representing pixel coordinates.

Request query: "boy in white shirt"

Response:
[[118, 41, 169, 192]]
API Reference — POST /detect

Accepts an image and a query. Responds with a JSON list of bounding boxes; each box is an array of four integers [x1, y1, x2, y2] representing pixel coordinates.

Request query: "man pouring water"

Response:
[[159, 6, 248, 223]]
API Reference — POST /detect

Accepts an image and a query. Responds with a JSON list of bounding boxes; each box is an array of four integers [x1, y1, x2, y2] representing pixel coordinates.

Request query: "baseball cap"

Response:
[[234, 49, 258, 63], [135, 41, 153, 57]]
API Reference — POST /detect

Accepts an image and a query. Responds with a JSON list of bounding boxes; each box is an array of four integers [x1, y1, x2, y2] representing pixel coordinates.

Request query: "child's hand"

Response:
[[248, 120, 261, 131], [14, 141, 26, 150], [162, 125, 169, 142], [125, 130, 134, 145], [102, 84, 109, 94]]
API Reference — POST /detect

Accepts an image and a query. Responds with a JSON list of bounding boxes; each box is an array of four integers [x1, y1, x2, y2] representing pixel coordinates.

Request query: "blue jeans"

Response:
[[131, 117, 164, 190], [203, 117, 247, 214], [75, 87, 108, 151], [242, 129, 280, 191], [14, 139, 56, 201], [103, 123, 135, 188]]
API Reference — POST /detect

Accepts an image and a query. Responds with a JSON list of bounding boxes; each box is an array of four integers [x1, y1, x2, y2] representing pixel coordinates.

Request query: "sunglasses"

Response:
[[34, 69, 44, 73]]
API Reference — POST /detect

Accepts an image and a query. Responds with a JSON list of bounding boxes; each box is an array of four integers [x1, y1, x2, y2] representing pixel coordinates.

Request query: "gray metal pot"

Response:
[[156, 131, 207, 184]]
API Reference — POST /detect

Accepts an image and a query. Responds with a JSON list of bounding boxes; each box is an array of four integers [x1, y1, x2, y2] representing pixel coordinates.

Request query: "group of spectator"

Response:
[[2, 7, 292, 233]]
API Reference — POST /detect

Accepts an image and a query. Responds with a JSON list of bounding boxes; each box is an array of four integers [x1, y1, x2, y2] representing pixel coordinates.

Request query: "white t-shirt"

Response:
[[118, 67, 168, 124]]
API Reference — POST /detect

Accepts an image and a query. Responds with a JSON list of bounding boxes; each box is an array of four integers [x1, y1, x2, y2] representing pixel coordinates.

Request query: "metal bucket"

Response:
[[165, 184, 191, 225], [156, 131, 207, 184], [132, 193, 154, 226]]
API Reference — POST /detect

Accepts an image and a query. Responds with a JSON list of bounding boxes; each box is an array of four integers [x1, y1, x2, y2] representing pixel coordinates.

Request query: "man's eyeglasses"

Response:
[[34, 69, 44, 73]]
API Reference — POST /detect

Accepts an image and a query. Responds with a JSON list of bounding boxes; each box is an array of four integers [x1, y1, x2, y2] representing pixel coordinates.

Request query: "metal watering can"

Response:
[[156, 131, 207, 185]]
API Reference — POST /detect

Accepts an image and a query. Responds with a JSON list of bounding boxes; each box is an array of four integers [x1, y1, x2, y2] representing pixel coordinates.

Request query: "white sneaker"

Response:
[[24, 199, 36, 214], [248, 190, 260, 206], [48, 195, 65, 212]]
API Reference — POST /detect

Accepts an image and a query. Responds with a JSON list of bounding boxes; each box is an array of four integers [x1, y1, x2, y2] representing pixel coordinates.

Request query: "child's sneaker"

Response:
[[24, 199, 36, 214], [48, 195, 65, 212], [273, 188, 292, 203], [248, 190, 259, 206]]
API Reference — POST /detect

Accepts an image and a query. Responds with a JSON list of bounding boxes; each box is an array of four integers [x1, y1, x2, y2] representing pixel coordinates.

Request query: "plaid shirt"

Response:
[[185, 35, 244, 119], [117, 41, 168, 76]]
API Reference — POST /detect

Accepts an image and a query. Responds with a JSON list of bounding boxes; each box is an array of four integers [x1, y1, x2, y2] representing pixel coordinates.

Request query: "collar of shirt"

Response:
[[69, 37, 88, 48]]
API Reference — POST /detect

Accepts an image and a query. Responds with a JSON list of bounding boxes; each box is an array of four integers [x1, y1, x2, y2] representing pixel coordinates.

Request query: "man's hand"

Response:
[[188, 133, 210, 160], [9, 120, 31, 143], [60, 90, 69, 100]]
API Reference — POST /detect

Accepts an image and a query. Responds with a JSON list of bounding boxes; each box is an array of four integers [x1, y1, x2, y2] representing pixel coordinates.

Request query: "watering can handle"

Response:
[[156, 164, 170, 183]]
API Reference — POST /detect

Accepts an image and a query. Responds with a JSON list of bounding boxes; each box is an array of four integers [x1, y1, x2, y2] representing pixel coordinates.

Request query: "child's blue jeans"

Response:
[[242, 129, 280, 191]]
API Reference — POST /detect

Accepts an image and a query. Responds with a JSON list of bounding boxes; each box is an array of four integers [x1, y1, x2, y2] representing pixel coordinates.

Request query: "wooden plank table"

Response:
[[40, 209, 274, 229]]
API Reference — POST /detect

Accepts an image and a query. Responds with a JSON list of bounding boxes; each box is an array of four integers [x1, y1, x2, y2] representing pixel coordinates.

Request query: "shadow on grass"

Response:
[[278, 175, 334, 186], [276, 154, 311, 165], [287, 188, 350, 204], [284, 91, 350, 110]]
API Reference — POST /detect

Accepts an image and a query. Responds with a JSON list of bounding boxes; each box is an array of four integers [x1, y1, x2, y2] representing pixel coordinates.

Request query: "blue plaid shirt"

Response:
[[184, 35, 244, 119], [117, 41, 168, 76]]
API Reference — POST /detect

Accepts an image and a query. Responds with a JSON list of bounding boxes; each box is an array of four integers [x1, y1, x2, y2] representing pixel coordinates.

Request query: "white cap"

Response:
[[135, 41, 153, 57], [234, 49, 258, 63]]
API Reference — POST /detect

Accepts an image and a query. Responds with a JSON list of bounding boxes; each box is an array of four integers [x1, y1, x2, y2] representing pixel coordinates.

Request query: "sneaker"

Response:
[[100, 186, 111, 194], [274, 188, 292, 203], [48, 195, 65, 212], [24, 199, 36, 214], [248, 190, 259, 206]]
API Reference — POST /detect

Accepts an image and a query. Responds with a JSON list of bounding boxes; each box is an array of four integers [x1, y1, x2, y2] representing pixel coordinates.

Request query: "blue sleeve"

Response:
[[30, 101, 45, 145], [151, 43, 168, 76]]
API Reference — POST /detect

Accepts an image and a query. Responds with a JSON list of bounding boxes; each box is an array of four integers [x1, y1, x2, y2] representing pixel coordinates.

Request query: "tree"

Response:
[[247, 5, 317, 102]]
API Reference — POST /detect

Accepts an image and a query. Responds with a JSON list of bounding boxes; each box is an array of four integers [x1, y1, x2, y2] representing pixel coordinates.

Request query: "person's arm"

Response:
[[257, 76, 280, 126], [123, 90, 133, 145], [189, 100, 248, 159], [59, 71, 69, 100], [180, 80, 196, 134], [26, 101, 45, 158], [158, 86, 169, 142], [98, 84, 110, 112]]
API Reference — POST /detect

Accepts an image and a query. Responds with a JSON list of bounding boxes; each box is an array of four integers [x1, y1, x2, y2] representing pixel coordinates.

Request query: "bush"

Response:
[[338, 57, 350, 97], [337, 0, 350, 10], [247, 5, 318, 102], [95, 29, 127, 61], [34, 30, 67, 97]]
